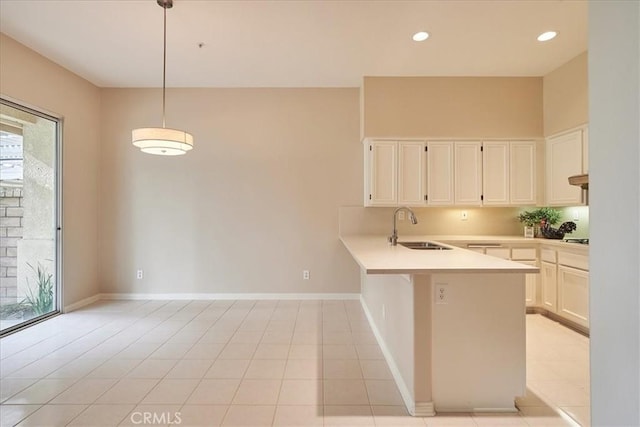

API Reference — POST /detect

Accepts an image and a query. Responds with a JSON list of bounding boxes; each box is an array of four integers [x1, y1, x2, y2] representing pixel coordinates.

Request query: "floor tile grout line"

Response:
[[58, 300, 230, 424], [3, 300, 168, 380], [203, 299, 267, 426], [132, 300, 246, 413], [1, 320, 118, 377], [269, 301, 303, 426], [2, 304, 588, 427]]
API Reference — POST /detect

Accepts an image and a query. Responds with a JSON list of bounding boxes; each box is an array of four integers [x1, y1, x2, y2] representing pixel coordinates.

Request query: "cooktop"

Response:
[[564, 238, 589, 245]]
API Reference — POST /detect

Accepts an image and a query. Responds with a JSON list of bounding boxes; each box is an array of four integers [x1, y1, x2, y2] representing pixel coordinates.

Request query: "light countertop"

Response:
[[340, 235, 541, 274], [421, 235, 589, 252]]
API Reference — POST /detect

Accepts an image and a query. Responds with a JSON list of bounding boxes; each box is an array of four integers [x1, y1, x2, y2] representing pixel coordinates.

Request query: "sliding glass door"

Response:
[[0, 98, 61, 335]]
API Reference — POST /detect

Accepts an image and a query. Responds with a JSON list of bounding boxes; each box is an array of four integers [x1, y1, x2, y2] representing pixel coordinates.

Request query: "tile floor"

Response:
[[0, 299, 589, 426]]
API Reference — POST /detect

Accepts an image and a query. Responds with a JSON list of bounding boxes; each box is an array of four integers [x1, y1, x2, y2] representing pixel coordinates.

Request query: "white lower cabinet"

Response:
[[460, 241, 589, 329], [540, 261, 558, 312], [484, 247, 510, 259], [465, 244, 538, 307], [557, 265, 590, 328], [540, 247, 589, 330], [510, 247, 538, 307], [450, 241, 589, 328], [521, 261, 538, 306]]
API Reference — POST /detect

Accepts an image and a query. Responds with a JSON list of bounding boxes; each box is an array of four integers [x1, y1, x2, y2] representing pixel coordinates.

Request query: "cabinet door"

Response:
[[426, 142, 454, 205], [521, 260, 538, 307], [454, 141, 482, 205], [368, 141, 397, 206], [398, 141, 427, 206], [546, 130, 584, 206], [482, 141, 509, 205], [557, 265, 589, 327], [541, 261, 557, 312], [510, 141, 536, 205]]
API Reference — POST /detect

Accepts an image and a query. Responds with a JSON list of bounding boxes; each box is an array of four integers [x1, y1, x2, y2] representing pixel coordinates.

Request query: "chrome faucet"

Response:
[[388, 207, 418, 245]]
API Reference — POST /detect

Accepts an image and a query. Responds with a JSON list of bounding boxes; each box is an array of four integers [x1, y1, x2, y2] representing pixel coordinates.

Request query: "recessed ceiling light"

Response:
[[537, 31, 557, 42], [412, 31, 430, 42]]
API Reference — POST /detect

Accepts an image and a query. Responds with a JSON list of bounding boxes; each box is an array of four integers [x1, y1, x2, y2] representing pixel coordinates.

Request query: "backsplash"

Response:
[[556, 206, 590, 238], [339, 206, 589, 238]]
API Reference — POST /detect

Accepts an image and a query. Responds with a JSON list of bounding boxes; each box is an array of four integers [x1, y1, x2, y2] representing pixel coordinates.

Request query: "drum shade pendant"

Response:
[[132, 0, 193, 156]]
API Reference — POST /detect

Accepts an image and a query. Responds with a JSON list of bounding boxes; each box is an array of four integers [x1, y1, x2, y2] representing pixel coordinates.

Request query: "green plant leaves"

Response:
[[22, 262, 54, 316]]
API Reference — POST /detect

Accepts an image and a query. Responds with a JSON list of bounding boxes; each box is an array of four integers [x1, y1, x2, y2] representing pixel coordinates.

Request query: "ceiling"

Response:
[[0, 0, 587, 88]]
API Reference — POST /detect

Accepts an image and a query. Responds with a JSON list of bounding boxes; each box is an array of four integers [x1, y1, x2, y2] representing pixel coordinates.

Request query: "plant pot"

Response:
[[524, 226, 535, 238]]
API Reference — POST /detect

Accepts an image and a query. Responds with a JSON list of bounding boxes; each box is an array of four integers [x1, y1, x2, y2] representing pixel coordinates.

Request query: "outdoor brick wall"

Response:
[[0, 187, 23, 305]]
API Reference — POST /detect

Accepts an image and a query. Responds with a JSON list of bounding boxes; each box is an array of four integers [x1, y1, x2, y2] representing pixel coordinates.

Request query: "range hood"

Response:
[[568, 174, 589, 190]]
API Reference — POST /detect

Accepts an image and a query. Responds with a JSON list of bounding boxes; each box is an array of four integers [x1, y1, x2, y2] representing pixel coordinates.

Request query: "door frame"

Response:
[[0, 96, 63, 336]]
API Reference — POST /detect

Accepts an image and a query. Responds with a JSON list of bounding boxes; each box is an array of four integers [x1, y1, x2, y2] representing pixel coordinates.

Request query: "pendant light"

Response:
[[132, 0, 193, 156]]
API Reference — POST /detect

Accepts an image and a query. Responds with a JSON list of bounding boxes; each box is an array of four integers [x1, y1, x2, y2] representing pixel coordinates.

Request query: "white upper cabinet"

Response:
[[398, 141, 427, 205], [510, 141, 537, 205], [454, 141, 482, 205], [482, 141, 510, 205], [364, 138, 537, 207], [426, 141, 454, 205], [546, 128, 587, 206], [483, 140, 536, 206], [367, 141, 397, 206], [365, 140, 426, 206]]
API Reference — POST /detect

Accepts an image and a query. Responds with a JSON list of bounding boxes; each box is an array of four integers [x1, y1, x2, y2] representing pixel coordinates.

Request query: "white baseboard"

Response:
[[414, 402, 436, 417], [99, 292, 360, 301], [359, 295, 434, 417], [64, 294, 101, 312]]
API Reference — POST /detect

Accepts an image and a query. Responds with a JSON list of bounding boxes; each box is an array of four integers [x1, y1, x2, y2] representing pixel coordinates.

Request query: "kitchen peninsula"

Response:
[[340, 235, 539, 416]]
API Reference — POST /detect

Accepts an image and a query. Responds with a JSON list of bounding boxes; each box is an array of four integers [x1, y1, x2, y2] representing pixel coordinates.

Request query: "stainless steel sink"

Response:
[[398, 241, 452, 250]]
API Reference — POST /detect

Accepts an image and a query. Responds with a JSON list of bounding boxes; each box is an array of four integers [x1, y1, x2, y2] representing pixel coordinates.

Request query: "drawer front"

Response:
[[541, 248, 556, 263], [467, 247, 486, 254], [558, 252, 589, 270], [511, 248, 537, 260], [485, 247, 511, 260]]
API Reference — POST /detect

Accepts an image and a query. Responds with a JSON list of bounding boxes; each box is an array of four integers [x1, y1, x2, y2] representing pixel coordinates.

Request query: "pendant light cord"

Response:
[[162, 2, 167, 129]]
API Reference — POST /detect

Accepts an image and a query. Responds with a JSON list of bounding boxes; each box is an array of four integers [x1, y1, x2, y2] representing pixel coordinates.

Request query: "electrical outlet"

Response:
[[136, 269, 143, 280], [461, 211, 468, 221], [435, 283, 448, 304], [398, 211, 405, 221], [303, 270, 310, 280]]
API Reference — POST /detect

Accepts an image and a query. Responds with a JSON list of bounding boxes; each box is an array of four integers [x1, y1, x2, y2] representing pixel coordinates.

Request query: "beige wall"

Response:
[[0, 33, 101, 308], [543, 52, 588, 136], [362, 77, 543, 139], [99, 88, 362, 294]]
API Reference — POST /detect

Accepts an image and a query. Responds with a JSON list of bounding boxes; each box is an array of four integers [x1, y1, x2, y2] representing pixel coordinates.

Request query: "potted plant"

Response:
[[518, 207, 562, 238], [517, 211, 538, 238]]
